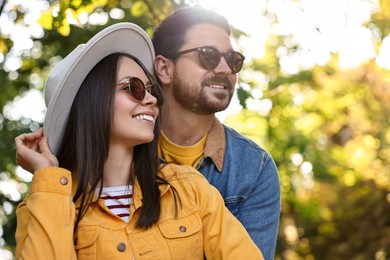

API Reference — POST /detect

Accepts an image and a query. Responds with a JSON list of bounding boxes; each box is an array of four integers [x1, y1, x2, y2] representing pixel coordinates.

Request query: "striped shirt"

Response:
[[97, 185, 133, 223]]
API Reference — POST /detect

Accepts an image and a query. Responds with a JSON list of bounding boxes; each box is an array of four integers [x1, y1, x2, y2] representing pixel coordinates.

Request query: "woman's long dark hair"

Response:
[[56, 53, 173, 231]]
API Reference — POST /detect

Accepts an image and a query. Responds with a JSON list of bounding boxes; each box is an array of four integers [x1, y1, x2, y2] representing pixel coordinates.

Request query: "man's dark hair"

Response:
[[152, 7, 231, 58]]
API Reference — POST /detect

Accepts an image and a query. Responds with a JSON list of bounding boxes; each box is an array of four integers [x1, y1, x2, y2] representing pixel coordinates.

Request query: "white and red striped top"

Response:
[[97, 185, 133, 223]]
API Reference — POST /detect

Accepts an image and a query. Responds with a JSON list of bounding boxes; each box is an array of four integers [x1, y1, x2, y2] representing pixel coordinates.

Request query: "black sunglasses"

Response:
[[172, 46, 245, 73], [116, 77, 164, 106]]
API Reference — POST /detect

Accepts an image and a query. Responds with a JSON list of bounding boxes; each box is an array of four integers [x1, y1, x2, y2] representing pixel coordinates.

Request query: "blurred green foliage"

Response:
[[1, 0, 389, 259]]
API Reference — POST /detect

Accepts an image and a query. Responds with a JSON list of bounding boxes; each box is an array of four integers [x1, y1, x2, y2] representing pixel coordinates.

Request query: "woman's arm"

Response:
[[191, 171, 264, 260], [15, 168, 77, 260], [15, 129, 77, 259]]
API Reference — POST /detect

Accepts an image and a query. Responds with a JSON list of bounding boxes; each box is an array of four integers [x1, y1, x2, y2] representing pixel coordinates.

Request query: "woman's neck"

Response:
[[103, 145, 133, 187]]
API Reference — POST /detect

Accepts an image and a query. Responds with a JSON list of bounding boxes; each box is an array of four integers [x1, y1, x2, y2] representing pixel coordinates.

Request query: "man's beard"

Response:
[[171, 72, 234, 115]]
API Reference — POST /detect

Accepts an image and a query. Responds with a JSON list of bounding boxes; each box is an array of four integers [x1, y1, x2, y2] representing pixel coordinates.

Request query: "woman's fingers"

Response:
[[25, 128, 43, 150], [15, 128, 58, 173], [15, 128, 43, 151], [39, 135, 59, 167]]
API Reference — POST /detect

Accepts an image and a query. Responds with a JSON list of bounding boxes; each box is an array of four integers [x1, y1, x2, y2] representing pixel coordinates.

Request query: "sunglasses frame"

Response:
[[172, 46, 245, 73], [116, 77, 164, 106]]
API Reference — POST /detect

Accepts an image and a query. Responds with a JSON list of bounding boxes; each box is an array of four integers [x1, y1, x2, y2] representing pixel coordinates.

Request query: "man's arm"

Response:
[[236, 156, 281, 260]]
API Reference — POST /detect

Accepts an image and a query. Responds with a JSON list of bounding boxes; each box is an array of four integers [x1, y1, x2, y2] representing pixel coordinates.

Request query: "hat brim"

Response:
[[43, 23, 155, 155]]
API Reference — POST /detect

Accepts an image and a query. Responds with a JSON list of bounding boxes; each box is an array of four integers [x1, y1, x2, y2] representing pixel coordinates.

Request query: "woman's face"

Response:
[[110, 57, 159, 148]]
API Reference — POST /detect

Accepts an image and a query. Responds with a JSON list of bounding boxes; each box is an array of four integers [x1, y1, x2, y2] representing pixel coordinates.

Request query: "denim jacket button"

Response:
[[179, 226, 186, 232], [60, 177, 68, 185], [117, 242, 126, 252]]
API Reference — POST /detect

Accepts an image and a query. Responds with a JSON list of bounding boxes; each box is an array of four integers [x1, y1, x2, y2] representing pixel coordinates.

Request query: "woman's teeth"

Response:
[[134, 114, 154, 122]]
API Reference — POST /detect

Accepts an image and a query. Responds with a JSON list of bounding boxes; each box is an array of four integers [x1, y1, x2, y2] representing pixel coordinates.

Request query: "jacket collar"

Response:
[[73, 170, 172, 210], [203, 117, 226, 172], [132, 169, 172, 209]]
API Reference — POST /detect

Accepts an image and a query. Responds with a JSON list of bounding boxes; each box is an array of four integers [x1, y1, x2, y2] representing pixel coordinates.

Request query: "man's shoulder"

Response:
[[222, 124, 267, 152]]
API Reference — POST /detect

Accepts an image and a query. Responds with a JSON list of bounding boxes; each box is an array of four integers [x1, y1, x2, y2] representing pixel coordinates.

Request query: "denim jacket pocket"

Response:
[[74, 226, 99, 259], [158, 213, 203, 259]]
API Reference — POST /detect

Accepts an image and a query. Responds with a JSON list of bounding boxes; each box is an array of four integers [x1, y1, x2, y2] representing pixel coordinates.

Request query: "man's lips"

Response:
[[206, 84, 226, 89]]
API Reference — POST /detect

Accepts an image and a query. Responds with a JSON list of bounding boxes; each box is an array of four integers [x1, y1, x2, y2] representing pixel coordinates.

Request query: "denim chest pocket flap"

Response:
[[74, 226, 99, 250], [158, 213, 202, 239]]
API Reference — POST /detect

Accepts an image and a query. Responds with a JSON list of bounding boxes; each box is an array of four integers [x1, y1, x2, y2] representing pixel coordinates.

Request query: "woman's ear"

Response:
[[154, 55, 173, 85]]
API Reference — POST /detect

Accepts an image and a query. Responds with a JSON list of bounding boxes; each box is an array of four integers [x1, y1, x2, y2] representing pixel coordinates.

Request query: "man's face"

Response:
[[170, 23, 238, 115]]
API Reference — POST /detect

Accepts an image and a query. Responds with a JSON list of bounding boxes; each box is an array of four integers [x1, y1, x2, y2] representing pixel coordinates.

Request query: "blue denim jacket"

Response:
[[196, 118, 281, 260]]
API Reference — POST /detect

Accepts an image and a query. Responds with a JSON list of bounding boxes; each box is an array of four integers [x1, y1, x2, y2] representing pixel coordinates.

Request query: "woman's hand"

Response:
[[15, 128, 59, 173]]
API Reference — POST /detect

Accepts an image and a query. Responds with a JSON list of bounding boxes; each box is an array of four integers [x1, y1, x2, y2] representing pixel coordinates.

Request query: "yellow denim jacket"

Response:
[[16, 164, 263, 260]]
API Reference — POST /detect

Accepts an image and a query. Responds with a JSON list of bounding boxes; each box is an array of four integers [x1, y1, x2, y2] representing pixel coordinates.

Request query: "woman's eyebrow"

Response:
[[117, 76, 151, 86], [117, 76, 135, 82]]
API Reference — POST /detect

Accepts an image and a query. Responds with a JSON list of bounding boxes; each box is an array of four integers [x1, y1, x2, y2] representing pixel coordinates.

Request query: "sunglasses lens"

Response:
[[227, 52, 244, 73], [198, 47, 244, 73], [129, 78, 145, 101], [198, 47, 220, 70]]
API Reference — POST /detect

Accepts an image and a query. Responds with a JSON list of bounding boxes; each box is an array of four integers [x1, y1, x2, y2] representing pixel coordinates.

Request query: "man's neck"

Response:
[[161, 105, 215, 146]]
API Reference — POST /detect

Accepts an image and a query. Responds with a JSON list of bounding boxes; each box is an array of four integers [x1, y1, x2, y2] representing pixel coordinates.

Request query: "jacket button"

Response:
[[117, 242, 126, 252], [60, 177, 68, 185], [179, 226, 186, 232]]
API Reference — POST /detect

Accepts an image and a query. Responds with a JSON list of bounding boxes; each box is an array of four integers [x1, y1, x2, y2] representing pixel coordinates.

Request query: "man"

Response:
[[152, 7, 281, 259]]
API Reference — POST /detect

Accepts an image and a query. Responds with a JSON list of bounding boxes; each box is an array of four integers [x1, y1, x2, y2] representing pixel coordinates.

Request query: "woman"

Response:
[[14, 22, 263, 260]]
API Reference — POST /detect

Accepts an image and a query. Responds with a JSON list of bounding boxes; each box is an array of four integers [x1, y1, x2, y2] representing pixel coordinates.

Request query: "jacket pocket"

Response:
[[74, 226, 99, 259], [158, 213, 203, 259]]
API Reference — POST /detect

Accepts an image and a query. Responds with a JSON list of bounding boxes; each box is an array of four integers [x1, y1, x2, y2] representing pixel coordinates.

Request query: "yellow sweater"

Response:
[[158, 131, 207, 168]]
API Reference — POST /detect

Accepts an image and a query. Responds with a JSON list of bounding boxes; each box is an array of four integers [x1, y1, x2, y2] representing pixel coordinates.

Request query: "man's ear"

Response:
[[154, 55, 173, 85]]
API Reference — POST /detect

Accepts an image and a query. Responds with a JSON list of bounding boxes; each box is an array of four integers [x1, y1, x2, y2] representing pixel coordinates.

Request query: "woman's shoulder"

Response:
[[158, 163, 206, 182]]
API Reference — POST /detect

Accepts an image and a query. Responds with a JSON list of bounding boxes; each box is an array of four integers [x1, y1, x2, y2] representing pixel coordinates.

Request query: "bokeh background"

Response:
[[1, 0, 389, 259]]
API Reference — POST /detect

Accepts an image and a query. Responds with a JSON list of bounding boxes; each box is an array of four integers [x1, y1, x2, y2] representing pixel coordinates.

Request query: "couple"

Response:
[[15, 7, 280, 260]]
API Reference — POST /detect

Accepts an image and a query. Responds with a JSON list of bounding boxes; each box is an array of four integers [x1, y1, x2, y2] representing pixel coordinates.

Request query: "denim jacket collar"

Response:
[[202, 117, 226, 172]]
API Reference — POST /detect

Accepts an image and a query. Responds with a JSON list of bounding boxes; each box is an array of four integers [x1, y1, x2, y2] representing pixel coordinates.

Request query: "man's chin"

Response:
[[199, 104, 230, 115]]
